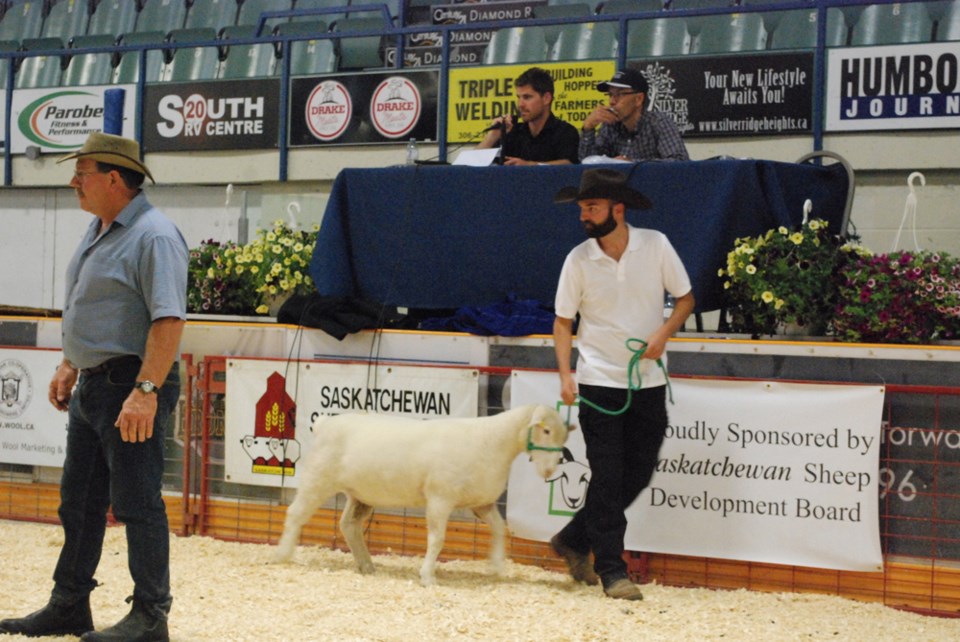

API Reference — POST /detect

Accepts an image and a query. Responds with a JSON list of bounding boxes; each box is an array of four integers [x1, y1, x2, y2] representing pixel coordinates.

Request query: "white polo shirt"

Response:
[[555, 225, 692, 389]]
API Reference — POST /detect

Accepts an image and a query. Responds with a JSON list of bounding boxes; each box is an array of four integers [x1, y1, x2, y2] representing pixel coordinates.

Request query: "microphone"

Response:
[[481, 118, 511, 133]]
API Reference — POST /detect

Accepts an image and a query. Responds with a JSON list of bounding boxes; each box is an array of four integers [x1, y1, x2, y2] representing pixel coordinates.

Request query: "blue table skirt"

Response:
[[310, 160, 849, 313]]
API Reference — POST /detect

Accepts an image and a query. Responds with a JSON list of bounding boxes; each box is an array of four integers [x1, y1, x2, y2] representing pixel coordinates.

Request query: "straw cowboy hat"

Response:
[[554, 168, 652, 209], [58, 132, 154, 183]]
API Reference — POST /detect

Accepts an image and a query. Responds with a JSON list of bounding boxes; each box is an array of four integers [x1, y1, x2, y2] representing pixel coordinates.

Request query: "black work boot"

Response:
[[0, 597, 94, 637], [80, 597, 168, 642]]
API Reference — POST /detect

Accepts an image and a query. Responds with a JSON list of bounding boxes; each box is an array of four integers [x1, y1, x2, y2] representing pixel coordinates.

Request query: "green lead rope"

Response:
[[562, 338, 673, 419]]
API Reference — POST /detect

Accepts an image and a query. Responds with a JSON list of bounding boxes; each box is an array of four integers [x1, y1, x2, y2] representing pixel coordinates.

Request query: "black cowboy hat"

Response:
[[554, 168, 652, 210]]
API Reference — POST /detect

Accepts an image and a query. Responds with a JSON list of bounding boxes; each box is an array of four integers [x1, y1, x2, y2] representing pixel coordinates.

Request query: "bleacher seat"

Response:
[[16, 37, 64, 88], [112, 31, 167, 83], [0, 0, 44, 42], [689, 12, 767, 54], [134, 0, 187, 35], [482, 25, 549, 64], [166, 27, 221, 81], [236, 0, 292, 33], [87, 0, 139, 37], [534, 3, 592, 47], [42, 0, 90, 41], [183, 0, 238, 31], [62, 34, 115, 86], [627, 15, 688, 56], [276, 20, 336, 75], [598, 0, 662, 15], [549, 21, 617, 61], [334, 16, 387, 69], [292, 0, 350, 27], [761, 9, 847, 50], [0, 39, 17, 87], [933, 0, 960, 40], [219, 24, 276, 78], [850, 2, 934, 45], [668, 0, 736, 9]]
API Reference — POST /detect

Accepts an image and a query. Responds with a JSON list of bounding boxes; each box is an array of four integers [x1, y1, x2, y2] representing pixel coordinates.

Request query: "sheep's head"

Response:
[[525, 405, 570, 479]]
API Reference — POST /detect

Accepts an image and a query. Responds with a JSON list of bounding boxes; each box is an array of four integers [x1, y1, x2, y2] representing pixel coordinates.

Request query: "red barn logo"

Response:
[[240, 372, 301, 477]]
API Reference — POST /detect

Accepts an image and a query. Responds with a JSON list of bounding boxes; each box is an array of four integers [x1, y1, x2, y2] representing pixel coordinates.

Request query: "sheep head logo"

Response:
[[546, 447, 591, 517]]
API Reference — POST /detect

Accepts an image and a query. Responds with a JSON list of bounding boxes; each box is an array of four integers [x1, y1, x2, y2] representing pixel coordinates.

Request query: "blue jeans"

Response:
[[52, 358, 178, 618], [556, 384, 667, 584]]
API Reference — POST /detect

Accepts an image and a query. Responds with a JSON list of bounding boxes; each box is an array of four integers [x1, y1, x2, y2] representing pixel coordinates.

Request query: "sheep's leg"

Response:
[[340, 496, 376, 574], [273, 471, 335, 562], [473, 504, 506, 577], [420, 499, 454, 586]]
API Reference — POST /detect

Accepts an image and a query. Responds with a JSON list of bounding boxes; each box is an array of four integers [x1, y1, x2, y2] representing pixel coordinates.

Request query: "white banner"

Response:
[[826, 41, 960, 131], [0, 348, 68, 467], [10, 85, 137, 153], [507, 371, 885, 572], [224, 359, 479, 487]]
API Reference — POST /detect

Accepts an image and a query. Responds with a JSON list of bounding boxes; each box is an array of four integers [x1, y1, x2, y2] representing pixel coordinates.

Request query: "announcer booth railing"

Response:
[[170, 353, 960, 617]]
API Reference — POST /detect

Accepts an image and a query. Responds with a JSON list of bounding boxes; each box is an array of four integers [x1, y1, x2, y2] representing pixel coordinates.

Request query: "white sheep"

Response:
[[273, 404, 570, 586]]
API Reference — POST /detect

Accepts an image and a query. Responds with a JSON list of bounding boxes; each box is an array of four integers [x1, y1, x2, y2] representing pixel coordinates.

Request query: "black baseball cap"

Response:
[[597, 68, 649, 94]]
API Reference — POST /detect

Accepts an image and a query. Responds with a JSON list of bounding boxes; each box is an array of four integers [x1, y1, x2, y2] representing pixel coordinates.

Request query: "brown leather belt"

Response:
[[80, 355, 140, 376]]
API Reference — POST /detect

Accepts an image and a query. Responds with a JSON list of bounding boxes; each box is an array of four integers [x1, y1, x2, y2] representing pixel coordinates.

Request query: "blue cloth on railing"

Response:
[[418, 295, 555, 336], [310, 161, 849, 313]]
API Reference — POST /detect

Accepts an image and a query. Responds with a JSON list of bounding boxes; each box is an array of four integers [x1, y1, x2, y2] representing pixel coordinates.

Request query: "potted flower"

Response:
[[719, 219, 864, 337], [833, 251, 960, 344], [188, 221, 319, 316]]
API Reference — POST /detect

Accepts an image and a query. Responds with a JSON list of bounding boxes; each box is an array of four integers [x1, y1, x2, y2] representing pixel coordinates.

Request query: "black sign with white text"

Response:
[[143, 79, 281, 152], [631, 52, 814, 138]]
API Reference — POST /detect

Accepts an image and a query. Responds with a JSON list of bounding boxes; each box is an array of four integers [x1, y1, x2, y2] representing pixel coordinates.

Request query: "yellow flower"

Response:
[[789, 232, 804, 245], [808, 220, 821, 230], [775, 298, 785, 310], [762, 291, 774, 303], [778, 226, 788, 235], [255, 304, 269, 314], [266, 232, 277, 242], [206, 267, 215, 279], [746, 265, 757, 275], [236, 266, 245, 274], [250, 266, 259, 274], [718, 268, 725, 277], [272, 244, 283, 254]]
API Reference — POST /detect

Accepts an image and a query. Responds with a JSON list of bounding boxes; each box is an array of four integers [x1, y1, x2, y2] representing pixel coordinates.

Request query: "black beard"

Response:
[[584, 210, 617, 239]]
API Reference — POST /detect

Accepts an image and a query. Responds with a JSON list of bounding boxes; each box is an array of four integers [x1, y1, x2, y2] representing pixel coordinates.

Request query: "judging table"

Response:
[[309, 160, 850, 313]]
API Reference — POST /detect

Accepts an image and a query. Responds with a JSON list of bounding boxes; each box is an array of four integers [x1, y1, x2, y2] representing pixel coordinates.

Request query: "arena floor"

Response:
[[0, 520, 956, 641]]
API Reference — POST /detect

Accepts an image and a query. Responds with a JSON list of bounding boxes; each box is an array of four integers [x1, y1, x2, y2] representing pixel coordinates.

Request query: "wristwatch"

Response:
[[135, 380, 158, 394]]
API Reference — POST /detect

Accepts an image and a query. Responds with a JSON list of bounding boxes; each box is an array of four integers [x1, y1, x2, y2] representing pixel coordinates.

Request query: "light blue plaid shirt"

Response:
[[579, 110, 689, 162]]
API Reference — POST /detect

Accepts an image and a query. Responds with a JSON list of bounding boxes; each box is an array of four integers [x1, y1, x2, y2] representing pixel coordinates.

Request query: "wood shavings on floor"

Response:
[[0, 520, 956, 641]]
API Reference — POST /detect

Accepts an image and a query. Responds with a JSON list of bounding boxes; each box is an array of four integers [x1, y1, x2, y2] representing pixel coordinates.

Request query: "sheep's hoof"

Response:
[[419, 575, 437, 587], [358, 563, 376, 575]]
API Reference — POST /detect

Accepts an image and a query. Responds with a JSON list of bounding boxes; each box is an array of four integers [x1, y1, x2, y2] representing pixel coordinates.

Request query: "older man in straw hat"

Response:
[[550, 168, 694, 600], [0, 133, 186, 642]]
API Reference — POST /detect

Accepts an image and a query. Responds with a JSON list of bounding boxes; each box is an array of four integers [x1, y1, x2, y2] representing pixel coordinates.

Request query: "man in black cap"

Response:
[[550, 168, 694, 600], [579, 68, 689, 162]]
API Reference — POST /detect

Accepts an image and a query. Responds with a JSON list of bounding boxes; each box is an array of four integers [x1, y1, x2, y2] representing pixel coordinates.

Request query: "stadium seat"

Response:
[[236, 0, 292, 33], [534, 3, 592, 47], [112, 30, 167, 83], [292, 0, 349, 27], [549, 21, 617, 61], [598, 0, 662, 15], [87, 0, 139, 37], [334, 16, 387, 69], [62, 34, 116, 86], [134, 0, 187, 35], [218, 24, 276, 78], [0, 0, 44, 42], [165, 27, 221, 81], [761, 9, 847, 50], [688, 12, 767, 54], [15, 37, 64, 88], [626, 15, 688, 57], [482, 25, 549, 65], [275, 19, 336, 75], [183, 0, 238, 30], [0, 39, 17, 88], [42, 0, 90, 41], [933, 0, 960, 40], [850, 2, 934, 45]]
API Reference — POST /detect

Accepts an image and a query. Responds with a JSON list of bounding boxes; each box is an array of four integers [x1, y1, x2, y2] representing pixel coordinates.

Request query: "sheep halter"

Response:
[[526, 422, 564, 453]]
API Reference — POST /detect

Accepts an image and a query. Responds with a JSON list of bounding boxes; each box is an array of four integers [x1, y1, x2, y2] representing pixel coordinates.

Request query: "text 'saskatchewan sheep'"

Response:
[[273, 404, 571, 585]]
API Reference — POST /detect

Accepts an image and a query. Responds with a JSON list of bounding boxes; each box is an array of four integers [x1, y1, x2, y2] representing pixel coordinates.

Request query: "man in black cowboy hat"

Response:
[[0, 132, 186, 642], [550, 168, 694, 600], [579, 68, 689, 162]]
